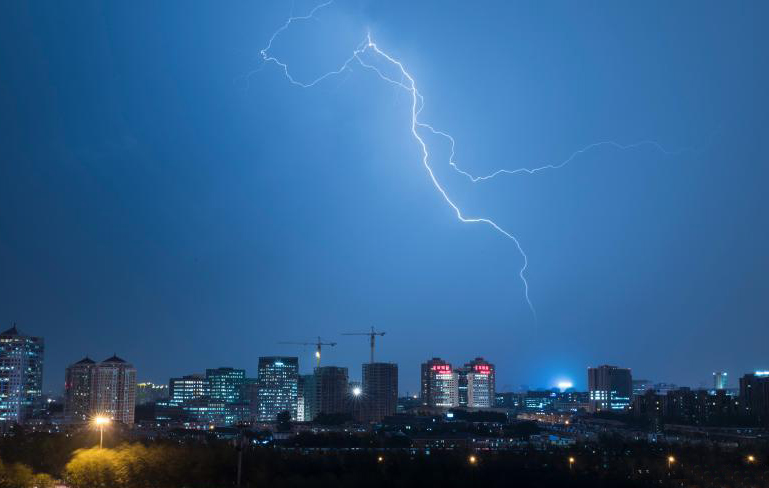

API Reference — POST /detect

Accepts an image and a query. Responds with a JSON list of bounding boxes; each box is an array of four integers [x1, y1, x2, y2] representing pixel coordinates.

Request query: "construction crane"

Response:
[[278, 336, 337, 369], [342, 326, 386, 364]]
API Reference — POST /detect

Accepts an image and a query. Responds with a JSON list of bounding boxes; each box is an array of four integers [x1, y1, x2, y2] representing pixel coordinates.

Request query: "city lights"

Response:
[[352, 386, 362, 397], [468, 455, 477, 465]]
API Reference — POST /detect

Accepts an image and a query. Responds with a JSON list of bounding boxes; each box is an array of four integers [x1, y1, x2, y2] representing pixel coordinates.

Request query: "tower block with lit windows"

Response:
[[64, 354, 137, 425]]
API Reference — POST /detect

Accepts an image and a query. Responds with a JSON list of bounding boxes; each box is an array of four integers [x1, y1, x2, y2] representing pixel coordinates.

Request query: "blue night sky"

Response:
[[1, 1, 767, 394]]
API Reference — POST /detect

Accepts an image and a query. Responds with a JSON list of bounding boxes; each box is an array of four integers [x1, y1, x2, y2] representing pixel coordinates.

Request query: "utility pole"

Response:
[[236, 431, 244, 487], [342, 326, 386, 363]]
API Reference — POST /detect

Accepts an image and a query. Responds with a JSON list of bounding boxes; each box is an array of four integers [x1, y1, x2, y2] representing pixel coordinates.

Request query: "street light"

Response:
[[569, 457, 575, 471], [667, 456, 675, 469], [352, 386, 362, 397], [94, 416, 110, 449], [377, 455, 384, 463], [747, 455, 756, 463], [468, 455, 477, 465]]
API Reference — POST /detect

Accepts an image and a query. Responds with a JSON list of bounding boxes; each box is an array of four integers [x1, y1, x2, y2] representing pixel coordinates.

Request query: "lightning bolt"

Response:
[[259, 1, 680, 316]]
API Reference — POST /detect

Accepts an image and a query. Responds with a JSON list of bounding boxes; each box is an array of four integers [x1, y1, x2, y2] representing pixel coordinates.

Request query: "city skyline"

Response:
[[3, 322, 762, 398], [2, 1, 769, 398]]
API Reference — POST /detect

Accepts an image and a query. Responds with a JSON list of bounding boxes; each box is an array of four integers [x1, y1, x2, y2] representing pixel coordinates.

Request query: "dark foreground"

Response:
[[2, 431, 768, 487]]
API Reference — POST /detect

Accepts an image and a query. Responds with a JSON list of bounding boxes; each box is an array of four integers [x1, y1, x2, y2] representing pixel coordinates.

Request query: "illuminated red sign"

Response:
[[474, 364, 491, 374], [431, 364, 452, 373]]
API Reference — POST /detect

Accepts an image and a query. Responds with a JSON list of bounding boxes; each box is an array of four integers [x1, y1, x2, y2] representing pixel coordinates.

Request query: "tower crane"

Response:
[[342, 326, 386, 364], [278, 336, 337, 369]]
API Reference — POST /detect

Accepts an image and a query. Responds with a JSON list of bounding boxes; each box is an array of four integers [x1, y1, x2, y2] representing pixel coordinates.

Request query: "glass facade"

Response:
[[169, 374, 208, 404], [205, 367, 246, 403], [0, 325, 44, 424], [256, 357, 298, 421]]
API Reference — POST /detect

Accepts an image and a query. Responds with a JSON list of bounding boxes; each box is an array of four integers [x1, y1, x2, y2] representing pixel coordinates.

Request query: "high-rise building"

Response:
[[464, 357, 496, 408], [713, 371, 728, 391], [0, 324, 44, 424], [304, 366, 349, 420], [169, 374, 207, 404], [457, 367, 469, 407], [65, 354, 136, 425], [256, 357, 298, 421], [587, 365, 632, 412], [296, 374, 313, 422], [739, 371, 769, 425], [206, 367, 246, 403], [362, 362, 397, 422], [421, 358, 458, 407], [91, 355, 137, 425], [64, 357, 96, 423]]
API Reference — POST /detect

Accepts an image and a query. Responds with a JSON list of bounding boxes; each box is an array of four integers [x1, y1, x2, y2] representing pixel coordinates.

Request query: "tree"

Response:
[[65, 448, 123, 488]]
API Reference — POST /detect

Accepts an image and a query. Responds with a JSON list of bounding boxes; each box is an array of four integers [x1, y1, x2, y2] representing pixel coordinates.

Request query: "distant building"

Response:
[[652, 383, 679, 395], [91, 355, 137, 425], [523, 391, 556, 412], [296, 374, 312, 422], [169, 374, 207, 404], [553, 391, 590, 412], [587, 365, 632, 412], [64, 357, 96, 423], [0, 324, 44, 425], [206, 367, 246, 403], [136, 382, 168, 405], [713, 371, 728, 391], [494, 392, 520, 409], [65, 355, 136, 425], [632, 379, 652, 396], [739, 371, 769, 425], [631, 387, 741, 426], [362, 363, 397, 422], [309, 366, 349, 419], [464, 358, 496, 408], [420, 358, 458, 407], [256, 357, 298, 421]]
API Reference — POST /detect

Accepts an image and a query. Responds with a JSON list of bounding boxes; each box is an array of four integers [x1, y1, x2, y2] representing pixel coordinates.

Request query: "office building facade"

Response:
[[464, 357, 496, 408], [588, 364, 632, 412], [169, 374, 207, 404], [713, 371, 728, 391], [256, 357, 298, 421], [0, 325, 44, 425], [421, 358, 458, 408], [206, 367, 246, 403]]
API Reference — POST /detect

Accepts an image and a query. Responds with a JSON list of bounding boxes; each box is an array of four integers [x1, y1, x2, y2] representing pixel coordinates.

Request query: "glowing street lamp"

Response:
[[747, 455, 755, 463], [569, 457, 575, 471], [94, 416, 110, 449], [667, 456, 675, 469], [468, 455, 477, 465], [377, 455, 384, 463]]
